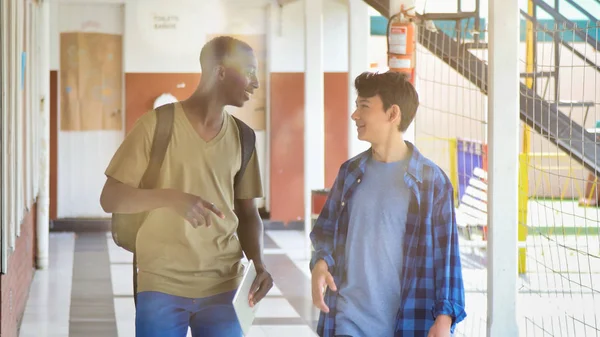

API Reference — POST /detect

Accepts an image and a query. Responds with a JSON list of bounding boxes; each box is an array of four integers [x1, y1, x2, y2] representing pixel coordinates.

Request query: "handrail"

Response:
[[532, 0, 599, 51], [564, 0, 599, 24], [520, 11, 600, 72], [416, 18, 600, 176]]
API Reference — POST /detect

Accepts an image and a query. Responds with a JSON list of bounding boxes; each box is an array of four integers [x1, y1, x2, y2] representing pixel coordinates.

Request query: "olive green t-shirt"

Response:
[[105, 102, 263, 298]]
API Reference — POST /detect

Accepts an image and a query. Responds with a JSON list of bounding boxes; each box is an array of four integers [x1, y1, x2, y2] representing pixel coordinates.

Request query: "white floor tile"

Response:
[[255, 298, 301, 318], [114, 297, 135, 337], [248, 325, 318, 337], [266, 230, 313, 279], [107, 237, 134, 264], [266, 284, 282, 297], [263, 248, 284, 255], [19, 233, 75, 337], [111, 264, 134, 297], [266, 231, 312, 261], [266, 231, 308, 250]]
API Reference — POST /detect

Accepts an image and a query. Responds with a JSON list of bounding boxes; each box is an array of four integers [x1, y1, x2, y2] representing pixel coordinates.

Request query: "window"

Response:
[[1, 0, 13, 274], [1, 0, 39, 274]]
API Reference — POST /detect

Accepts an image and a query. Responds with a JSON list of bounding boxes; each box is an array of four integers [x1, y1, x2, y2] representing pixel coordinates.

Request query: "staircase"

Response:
[[364, 0, 600, 176]]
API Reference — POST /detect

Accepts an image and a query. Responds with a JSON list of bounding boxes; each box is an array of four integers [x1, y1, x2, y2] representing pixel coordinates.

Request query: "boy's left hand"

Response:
[[428, 315, 452, 337], [248, 265, 274, 307]]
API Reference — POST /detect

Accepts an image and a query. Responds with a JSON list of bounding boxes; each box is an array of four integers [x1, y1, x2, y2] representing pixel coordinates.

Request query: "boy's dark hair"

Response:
[[199, 36, 253, 72], [354, 71, 419, 132]]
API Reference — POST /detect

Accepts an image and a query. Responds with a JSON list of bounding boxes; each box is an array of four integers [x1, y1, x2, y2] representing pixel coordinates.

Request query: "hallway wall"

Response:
[[48, 0, 361, 224]]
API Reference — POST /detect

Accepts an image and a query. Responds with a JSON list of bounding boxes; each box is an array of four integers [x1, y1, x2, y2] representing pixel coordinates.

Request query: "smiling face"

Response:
[[199, 36, 260, 108], [219, 47, 259, 108], [351, 94, 401, 145]]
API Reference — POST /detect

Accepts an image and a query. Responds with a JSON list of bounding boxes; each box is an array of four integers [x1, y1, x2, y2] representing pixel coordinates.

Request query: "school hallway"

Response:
[[5, 0, 600, 336], [18, 230, 320, 337]]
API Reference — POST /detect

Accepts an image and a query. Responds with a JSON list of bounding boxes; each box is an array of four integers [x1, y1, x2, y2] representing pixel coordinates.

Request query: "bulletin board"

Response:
[[207, 34, 267, 131], [60, 32, 122, 131]]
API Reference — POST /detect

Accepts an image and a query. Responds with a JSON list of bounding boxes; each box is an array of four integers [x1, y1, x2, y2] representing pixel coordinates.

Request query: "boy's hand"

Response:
[[248, 265, 273, 307], [427, 314, 452, 337], [167, 190, 225, 228], [311, 260, 337, 313]]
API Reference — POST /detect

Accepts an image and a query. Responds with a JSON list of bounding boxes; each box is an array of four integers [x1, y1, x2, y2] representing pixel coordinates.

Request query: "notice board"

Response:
[[60, 32, 123, 131]]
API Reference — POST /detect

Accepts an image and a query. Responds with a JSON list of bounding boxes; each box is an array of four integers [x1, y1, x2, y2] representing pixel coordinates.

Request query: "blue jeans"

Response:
[[135, 290, 242, 337]]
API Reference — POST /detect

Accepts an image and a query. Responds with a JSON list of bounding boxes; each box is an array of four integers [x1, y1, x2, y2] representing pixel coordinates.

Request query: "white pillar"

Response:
[[487, 0, 520, 335], [304, 0, 325, 256], [347, 0, 371, 158], [36, 0, 51, 270]]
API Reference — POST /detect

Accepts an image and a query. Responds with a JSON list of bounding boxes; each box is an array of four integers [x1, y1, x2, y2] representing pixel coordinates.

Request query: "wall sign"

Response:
[[153, 15, 179, 30]]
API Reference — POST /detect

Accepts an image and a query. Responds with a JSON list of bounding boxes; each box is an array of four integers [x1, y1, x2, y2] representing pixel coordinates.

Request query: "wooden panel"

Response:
[[269, 73, 304, 222], [324, 73, 349, 188], [124, 73, 200, 132]]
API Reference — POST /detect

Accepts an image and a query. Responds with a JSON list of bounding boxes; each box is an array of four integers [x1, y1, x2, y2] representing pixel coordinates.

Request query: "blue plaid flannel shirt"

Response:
[[310, 142, 466, 337]]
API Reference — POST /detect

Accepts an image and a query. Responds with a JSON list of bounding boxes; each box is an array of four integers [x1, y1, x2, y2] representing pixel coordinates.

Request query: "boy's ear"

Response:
[[389, 104, 402, 126]]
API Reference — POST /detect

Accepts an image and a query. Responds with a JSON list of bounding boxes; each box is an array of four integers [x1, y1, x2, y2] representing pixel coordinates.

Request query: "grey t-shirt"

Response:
[[335, 157, 411, 337]]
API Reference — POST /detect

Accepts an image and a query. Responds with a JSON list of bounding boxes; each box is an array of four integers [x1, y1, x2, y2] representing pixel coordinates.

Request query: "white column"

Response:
[[304, 0, 325, 256], [487, 0, 520, 335], [36, 0, 51, 270], [347, 0, 371, 158]]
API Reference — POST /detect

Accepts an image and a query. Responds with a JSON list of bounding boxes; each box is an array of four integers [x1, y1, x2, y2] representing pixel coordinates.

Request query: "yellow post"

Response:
[[448, 138, 459, 205], [519, 0, 535, 274], [518, 154, 529, 273]]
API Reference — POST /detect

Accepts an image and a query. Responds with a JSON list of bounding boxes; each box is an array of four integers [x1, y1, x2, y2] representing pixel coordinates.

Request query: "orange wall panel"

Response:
[[124, 73, 201, 132], [269, 72, 349, 223], [324, 73, 349, 188], [269, 73, 305, 222]]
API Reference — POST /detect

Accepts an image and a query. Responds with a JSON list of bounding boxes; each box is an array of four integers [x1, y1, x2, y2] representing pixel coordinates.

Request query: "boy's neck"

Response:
[[182, 88, 225, 126], [371, 133, 410, 163]]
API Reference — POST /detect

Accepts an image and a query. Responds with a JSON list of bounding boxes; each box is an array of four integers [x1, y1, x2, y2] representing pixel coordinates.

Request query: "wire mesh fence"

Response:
[[414, 14, 600, 336]]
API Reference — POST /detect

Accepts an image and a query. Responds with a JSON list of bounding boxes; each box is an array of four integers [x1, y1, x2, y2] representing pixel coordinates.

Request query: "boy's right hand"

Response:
[[166, 189, 225, 228], [311, 259, 337, 313]]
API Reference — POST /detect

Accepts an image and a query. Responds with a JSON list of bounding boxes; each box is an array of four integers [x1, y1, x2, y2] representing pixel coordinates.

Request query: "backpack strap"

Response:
[[133, 103, 174, 307], [139, 103, 175, 189], [232, 115, 256, 192]]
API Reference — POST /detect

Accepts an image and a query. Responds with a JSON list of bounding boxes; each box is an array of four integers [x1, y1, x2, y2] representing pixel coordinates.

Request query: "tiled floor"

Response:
[[19, 230, 492, 337], [19, 230, 319, 337]]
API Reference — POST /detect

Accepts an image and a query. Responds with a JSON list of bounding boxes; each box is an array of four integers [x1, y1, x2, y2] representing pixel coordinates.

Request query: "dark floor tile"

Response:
[[70, 232, 118, 336]]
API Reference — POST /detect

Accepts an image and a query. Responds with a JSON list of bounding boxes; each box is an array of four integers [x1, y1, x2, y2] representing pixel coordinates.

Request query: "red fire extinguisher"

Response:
[[387, 6, 417, 84]]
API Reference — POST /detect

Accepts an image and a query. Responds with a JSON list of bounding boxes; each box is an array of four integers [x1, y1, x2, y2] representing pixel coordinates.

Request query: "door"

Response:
[[57, 3, 124, 219]]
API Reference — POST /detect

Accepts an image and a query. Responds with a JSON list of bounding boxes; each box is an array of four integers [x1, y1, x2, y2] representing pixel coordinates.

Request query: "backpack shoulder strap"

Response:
[[232, 115, 256, 191], [139, 103, 175, 189]]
